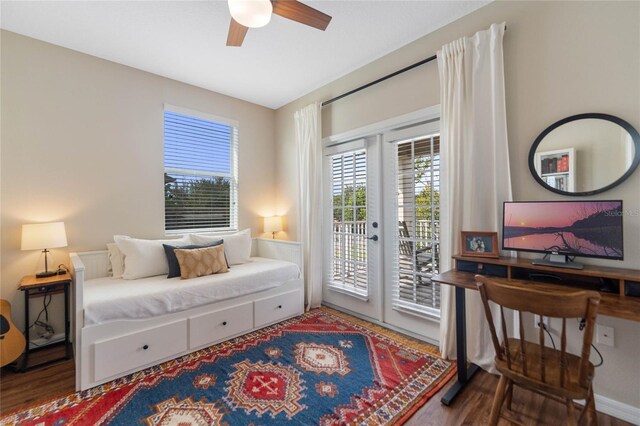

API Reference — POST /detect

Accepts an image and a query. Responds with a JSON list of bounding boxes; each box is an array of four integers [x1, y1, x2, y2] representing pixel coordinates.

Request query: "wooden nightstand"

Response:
[[18, 272, 72, 371]]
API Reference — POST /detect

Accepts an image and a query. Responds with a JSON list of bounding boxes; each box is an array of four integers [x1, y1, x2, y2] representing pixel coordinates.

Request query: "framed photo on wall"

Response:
[[460, 231, 499, 258]]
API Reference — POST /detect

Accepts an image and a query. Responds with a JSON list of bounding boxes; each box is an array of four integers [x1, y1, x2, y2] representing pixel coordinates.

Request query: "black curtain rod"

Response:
[[321, 25, 506, 107], [321, 54, 437, 107]]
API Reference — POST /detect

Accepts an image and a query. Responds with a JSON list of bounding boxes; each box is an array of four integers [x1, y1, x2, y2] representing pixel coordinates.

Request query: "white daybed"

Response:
[[70, 238, 304, 391]]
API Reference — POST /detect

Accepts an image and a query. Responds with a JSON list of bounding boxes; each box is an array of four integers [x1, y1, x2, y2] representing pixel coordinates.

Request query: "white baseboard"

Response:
[[29, 332, 65, 350], [575, 393, 640, 424], [594, 394, 640, 425]]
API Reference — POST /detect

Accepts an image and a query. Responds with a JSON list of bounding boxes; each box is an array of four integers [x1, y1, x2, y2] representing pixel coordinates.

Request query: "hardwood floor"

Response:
[[0, 346, 75, 414], [0, 345, 633, 425], [405, 370, 632, 426]]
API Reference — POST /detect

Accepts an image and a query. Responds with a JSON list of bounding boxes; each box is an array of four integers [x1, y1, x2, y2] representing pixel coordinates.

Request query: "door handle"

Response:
[[367, 235, 379, 241]]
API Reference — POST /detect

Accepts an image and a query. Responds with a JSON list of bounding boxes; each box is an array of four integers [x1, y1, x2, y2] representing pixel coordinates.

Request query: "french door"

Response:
[[382, 122, 441, 341], [322, 117, 441, 342], [323, 136, 382, 321]]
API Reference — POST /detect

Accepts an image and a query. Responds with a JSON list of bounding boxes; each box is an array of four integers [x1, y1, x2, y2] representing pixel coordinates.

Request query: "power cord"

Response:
[[539, 322, 556, 350], [29, 289, 55, 341], [577, 318, 604, 368], [539, 321, 603, 367], [591, 344, 604, 368]]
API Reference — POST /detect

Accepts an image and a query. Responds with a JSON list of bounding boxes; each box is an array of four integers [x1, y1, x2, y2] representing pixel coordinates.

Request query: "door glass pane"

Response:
[[331, 150, 367, 293], [396, 135, 441, 312]]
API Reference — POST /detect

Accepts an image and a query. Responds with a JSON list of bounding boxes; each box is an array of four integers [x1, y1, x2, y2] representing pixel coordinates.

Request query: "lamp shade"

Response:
[[21, 222, 68, 250], [264, 216, 283, 234], [228, 0, 272, 28]]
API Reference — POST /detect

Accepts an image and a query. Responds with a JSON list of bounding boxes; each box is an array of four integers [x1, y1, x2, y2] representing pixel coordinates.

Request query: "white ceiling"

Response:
[[1, 0, 489, 109]]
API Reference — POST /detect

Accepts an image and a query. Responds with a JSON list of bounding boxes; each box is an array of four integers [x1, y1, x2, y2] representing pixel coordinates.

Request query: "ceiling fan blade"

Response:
[[227, 18, 248, 47], [272, 0, 332, 31]]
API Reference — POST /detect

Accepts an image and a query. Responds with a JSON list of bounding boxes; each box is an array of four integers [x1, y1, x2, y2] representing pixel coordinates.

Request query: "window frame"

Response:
[[163, 104, 239, 235]]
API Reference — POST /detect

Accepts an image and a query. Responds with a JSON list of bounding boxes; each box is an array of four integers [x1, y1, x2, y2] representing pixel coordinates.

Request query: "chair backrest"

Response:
[[398, 221, 414, 257], [475, 275, 600, 389], [398, 220, 413, 257]]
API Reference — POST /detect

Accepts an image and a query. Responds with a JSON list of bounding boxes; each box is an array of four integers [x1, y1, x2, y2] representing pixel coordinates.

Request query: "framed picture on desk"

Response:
[[460, 231, 499, 258]]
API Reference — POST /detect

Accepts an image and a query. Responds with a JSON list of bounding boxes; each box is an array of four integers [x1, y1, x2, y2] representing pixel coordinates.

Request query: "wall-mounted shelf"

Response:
[[534, 147, 575, 192]]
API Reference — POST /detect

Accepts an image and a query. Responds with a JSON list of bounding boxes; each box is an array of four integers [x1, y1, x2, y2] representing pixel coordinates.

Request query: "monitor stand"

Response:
[[531, 254, 584, 270]]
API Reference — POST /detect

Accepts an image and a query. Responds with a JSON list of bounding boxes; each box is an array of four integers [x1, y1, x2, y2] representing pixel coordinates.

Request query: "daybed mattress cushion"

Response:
[[83, 257, 300, 325]]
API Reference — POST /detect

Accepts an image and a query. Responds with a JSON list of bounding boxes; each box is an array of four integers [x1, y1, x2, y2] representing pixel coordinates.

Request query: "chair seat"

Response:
[[496, 338, 594, 400]]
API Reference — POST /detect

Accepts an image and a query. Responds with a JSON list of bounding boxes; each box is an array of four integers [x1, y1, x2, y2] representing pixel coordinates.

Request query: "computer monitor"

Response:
[[503, 200, 623, 269]]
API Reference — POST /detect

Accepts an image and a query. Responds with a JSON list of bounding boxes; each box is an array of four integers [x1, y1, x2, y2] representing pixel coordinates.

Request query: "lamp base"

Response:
[[36, 270, 58, 279]]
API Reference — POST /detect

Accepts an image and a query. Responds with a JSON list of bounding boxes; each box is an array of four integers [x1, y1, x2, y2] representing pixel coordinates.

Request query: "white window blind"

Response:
[[330, 150, 368, 295], [393, 134, 441, 316], [164, 109, 238, 233]]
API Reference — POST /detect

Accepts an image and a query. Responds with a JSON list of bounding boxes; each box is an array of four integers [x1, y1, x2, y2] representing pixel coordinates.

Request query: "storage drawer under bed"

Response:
[[93, 319, 187, 382], [189, 302, 253, 349], [254, 290, 302, 328]]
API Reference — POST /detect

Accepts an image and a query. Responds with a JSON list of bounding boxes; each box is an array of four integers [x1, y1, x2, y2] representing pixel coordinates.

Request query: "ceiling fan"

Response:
[[226, 0, 332, 47]]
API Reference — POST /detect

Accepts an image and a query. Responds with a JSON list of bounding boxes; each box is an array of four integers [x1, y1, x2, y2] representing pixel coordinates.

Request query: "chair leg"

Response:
[[577, 385, 597, 426], [587, 385, 598, 426], [488, 375, 508, 426], [566, 398, 578, 426], [505, 380, 513, 410]]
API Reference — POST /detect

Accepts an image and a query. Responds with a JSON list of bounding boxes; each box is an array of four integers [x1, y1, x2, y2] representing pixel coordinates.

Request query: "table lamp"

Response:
[[21, 222, 68, 278], [264, 216, 283, 239]]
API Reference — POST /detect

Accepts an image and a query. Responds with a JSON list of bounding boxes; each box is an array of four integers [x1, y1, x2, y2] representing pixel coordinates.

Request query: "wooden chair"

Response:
[[475, 275, 601, 426]]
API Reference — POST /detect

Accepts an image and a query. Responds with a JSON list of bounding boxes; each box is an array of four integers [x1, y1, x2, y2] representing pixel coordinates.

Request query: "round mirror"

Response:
[[529, 113, 640, 196]]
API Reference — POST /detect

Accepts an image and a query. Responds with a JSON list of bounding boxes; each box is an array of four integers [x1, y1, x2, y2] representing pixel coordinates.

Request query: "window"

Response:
[[163, 106, 238, 233], [330, 150, 368, 295], [393, 133, 441, 315]]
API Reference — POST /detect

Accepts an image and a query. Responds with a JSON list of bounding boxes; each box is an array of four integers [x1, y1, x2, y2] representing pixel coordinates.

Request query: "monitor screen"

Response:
[[503, 201, 623, 260]]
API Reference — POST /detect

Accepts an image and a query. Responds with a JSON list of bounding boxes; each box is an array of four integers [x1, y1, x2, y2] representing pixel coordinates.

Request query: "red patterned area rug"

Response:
[[2, 307, 455, 425]]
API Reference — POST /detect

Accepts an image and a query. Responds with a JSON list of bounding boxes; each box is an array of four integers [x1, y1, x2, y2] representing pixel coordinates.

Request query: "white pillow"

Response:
[[191, 229, 252, 266], [106, 243, 125, 278], [114, 235, 191, 279]]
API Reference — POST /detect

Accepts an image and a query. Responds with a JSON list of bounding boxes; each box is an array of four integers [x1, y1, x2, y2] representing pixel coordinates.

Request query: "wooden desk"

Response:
[[18, 272, 72, 371], [432, 256, 640, 405]]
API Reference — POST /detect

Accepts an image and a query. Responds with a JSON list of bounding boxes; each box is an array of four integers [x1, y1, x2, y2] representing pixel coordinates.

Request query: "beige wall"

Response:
[[1, 31, 277, 334], [275, 1, 640, 408]]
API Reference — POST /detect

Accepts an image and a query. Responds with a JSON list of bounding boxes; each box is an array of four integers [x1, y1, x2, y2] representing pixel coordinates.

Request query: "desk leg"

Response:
[[441, 286, 480, 406]]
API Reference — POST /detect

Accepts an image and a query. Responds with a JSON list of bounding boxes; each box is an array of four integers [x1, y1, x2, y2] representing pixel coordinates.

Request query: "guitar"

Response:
[[0, 299, 26, 367]]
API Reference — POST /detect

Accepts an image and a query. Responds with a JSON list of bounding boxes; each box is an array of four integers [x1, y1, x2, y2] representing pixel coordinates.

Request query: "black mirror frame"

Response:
[[528, 113, 640, 196]]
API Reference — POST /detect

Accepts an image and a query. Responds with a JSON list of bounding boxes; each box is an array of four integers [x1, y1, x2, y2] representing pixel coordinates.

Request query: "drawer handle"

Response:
[[142, 344, 149, 350], [222, 321, 227, 326], [278, 305, 283, 309]]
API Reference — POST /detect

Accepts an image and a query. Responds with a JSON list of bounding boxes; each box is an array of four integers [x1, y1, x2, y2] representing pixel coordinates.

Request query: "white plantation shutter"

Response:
[[392, 134, 441, 316], [330, 149, 368, 295], [164, 108, 238, 232]]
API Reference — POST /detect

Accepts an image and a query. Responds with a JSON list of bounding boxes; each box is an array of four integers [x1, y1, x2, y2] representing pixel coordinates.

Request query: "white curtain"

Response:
[[295, 102, 323, 309], [438, 22, 512, 371]]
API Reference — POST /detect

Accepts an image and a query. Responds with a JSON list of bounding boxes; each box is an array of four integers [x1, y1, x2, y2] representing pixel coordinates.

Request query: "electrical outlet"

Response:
[[596, 324, 614, 346], [534, 315, 550, 330]]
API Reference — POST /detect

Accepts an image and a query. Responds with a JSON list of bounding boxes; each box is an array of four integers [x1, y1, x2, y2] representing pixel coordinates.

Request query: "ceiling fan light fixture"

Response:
[[228, 0, 273, 28]]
